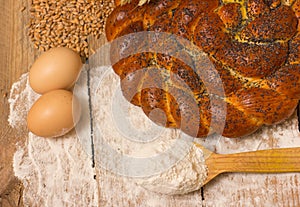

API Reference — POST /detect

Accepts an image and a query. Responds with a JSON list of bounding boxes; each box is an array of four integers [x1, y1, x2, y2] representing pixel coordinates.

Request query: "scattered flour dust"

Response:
[[9, 66, 300, 206], [8, 68, 208, 207], [9, 73, 98, 207], [134, 144, 207, 195], [89, 67, 208, 195]]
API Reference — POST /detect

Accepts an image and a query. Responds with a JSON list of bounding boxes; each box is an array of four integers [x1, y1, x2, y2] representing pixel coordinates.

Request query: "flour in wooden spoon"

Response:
[[134, 144, 208, 195], [9, 67, 208, 203], [89, 67, 208, 195]]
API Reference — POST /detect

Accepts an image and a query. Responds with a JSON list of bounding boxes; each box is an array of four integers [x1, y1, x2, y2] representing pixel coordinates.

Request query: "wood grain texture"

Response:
[[0, 0, 36, 205], [86, 39, 300, 206], [2, 0, 300, 206], [202, 116, 300, 207]]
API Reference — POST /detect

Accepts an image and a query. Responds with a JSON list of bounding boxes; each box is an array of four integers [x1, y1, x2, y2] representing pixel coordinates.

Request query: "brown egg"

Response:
[[29, 47, 82, 94], [27, 90, 81, 138]]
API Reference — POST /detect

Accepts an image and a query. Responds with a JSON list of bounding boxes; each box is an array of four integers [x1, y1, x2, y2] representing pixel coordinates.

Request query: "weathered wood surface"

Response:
[[2, 0, 300, 206], [0, 0, 35, 206]]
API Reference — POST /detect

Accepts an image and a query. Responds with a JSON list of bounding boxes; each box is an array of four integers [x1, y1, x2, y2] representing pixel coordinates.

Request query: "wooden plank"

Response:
[[3, 0, 300, 206], [0, 0, 35, 202], [96, 167, 203, 207], [86, 66, 204, 206], [202, 115, 300, 206], [10, 70, 100, 206], [0, 0, 16, 196]]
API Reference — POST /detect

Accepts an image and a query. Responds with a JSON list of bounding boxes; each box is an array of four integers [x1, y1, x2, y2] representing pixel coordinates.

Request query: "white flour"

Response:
[[9, 66, 300, 206], [8, 73, 37, 128], [88, 67, 208, 195], [9, 72, 99, 207], [134, 144, 207, 195], [9, 67, 208, 207]]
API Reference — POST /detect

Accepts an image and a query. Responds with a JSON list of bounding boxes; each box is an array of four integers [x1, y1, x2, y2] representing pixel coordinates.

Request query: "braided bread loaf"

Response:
[[105, 0, 300, 138]]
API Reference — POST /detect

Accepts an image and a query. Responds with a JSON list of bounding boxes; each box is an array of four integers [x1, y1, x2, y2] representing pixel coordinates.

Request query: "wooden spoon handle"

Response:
[[208, 147, 300, 173]]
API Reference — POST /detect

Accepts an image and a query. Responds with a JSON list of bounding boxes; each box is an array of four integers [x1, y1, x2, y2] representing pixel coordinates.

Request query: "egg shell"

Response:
[[27, 90, 81, 138], [29, 47, 82, 94]]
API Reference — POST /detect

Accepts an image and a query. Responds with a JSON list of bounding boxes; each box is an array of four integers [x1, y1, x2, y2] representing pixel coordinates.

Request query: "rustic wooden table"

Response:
[[1, 0, 300, 206], [0, 0, 35, 206]]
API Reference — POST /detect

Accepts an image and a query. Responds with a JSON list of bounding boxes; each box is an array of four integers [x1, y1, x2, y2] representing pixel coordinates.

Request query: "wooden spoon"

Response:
[[194, 143, 300, 186]]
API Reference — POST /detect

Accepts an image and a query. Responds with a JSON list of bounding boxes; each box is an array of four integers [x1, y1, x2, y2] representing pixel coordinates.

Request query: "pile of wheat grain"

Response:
[[28, 0, 114, 58]]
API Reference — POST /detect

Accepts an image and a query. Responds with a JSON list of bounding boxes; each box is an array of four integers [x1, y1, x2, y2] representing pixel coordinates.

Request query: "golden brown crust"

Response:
[[212, 99, 262, 137], [105, 0, 142, 41], [288, 33, 300, 64], [241, 6, 298, 42], [247, 0, 270, 18], [293, 0, 300, 19], [267, 64, 300, 99], [229, 88, 298, 125], [106, 0, 300, 138], [217, 3, 242, 31], [214, 42, 288, 78], [114, 0, 121, 7]]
